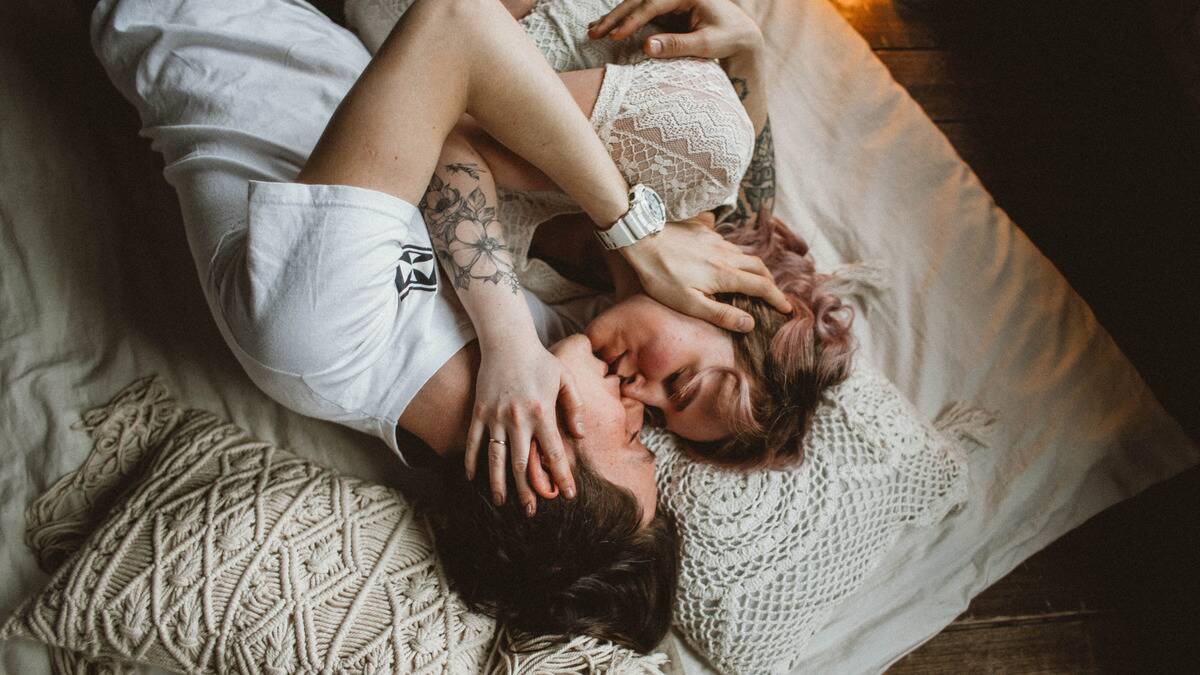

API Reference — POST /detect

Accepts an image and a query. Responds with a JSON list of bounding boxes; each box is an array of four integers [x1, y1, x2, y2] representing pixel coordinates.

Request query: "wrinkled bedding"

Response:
[[0, 0, 1195, 673]]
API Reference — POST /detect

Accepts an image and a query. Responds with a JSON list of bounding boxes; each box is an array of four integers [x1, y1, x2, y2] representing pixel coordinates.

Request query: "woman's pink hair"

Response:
[[680, 217, 856, 468]]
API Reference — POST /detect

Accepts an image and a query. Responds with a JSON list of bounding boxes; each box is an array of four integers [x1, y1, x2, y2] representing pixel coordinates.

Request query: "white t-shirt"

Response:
[[92, 0, 605, 464]]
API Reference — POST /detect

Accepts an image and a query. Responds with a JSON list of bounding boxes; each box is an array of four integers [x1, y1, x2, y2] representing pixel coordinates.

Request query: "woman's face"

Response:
[[585, 295, 737, 443], [549, 334, 657, 524]]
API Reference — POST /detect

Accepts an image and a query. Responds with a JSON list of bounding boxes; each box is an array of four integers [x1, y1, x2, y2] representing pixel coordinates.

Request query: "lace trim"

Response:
[[590, 63, 638, 143]]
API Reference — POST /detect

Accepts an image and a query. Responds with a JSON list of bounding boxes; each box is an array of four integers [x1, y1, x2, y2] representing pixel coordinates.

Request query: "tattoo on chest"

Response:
[[419, 163, 520, 294]]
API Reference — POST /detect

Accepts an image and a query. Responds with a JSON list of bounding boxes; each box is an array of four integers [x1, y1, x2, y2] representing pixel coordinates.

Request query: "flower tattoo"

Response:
[[420, 165, 520, 293]]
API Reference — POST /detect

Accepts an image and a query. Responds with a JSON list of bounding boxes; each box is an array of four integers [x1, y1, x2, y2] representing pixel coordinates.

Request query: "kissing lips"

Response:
[[605, 350, 637, 381]]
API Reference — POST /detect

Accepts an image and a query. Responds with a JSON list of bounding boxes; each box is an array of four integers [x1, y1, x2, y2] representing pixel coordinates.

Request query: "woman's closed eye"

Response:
[[664, 369, 683, 397], [666, 368, 700, 411]]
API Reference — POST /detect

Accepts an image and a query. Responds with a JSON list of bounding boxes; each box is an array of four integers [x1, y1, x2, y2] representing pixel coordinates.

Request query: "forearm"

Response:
[[453, 68, 608, 193], [721, 44, 776, 231], [421, 134, 541, 349], [300, 0, 629, 226]]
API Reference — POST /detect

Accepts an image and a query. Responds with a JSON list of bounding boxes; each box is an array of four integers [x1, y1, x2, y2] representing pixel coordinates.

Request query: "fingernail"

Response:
[[525, 502, 536, 517], [648, 38, 662, 55], [575, 422, 586, 436], [737, 316, 753, 331], [564, 485, 577, 500], [494, 494, 505, 507]]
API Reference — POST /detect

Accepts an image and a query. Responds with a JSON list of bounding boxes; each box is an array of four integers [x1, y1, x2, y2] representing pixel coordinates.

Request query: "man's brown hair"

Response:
[[427, 454, 678, 653]]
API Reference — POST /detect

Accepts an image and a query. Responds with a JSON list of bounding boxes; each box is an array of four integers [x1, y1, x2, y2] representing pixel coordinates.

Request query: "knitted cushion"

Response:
[[644, 359, 975, 675], [0, 377, 670, 675]]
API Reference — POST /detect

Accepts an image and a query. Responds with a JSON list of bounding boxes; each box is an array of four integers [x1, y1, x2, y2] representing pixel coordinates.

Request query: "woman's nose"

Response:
[[621, 374, 666, 408]]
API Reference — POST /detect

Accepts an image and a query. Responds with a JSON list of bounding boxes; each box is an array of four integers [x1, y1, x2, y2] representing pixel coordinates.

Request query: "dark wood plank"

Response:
[[874, 50, 984, 122], [1156, 3, 1200, 115], [888, 615, 1136, 674], [935, 121, 1017, 199], [935, 121, 981, 164], [847, 0, 1200, 440], [955, 550, 1112, 624], [829, 0, 944, 50], [897, 468, 1200, 672]]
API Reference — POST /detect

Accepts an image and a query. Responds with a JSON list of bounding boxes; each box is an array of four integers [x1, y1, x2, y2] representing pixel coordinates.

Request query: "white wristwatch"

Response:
[[594, 184, 667, 250]]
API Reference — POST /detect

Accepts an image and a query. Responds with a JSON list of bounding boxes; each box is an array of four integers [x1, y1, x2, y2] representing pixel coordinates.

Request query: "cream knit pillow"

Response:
[[0, 377, 670, 675], [645, 359, 977, 674]]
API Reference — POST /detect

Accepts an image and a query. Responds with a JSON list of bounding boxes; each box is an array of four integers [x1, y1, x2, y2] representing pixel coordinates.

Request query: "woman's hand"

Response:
[[464, 328, 583, 516], [620, 213, 792, 331], [587, 0, 763, 61]]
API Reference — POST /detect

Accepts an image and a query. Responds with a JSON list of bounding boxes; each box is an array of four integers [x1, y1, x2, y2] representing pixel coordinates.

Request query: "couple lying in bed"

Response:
[[94, 0, 853, 654]]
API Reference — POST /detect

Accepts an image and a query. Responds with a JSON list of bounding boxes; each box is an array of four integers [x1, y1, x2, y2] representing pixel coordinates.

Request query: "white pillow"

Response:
[[646, 359, 970, 675]]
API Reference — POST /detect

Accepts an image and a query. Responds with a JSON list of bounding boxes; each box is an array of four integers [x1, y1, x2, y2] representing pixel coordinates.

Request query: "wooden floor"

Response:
[[828, 1, 1200, 672]]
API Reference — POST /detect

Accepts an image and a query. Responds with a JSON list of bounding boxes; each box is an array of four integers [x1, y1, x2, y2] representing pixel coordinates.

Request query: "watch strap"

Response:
[[595, 185, 665, 250]]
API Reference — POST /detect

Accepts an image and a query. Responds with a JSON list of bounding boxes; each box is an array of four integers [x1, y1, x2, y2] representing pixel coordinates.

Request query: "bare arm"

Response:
[[420, 135, 584, 514], [452, 68, 607, 192], [721, 46, 776, 231]]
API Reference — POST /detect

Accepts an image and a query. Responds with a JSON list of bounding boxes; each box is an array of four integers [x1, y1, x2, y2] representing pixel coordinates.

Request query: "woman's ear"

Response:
[[527, 443, 560, 499]]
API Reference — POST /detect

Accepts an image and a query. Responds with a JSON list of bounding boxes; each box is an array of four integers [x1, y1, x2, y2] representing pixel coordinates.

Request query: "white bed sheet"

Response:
[[0, 1, 1195, 674]]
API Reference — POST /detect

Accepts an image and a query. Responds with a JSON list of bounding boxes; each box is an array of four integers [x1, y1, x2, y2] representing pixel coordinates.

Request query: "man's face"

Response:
[[550, 334, 657, 525]]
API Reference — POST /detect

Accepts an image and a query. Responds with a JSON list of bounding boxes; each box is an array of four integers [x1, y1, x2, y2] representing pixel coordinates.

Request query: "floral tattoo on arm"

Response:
[[722, 77, 776, 233], [419, 163, 520, 294]]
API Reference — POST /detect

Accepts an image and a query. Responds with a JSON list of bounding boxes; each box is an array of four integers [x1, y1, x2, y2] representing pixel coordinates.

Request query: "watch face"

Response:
[[650, 190, 665, 220], [637, 184, 666, 221]]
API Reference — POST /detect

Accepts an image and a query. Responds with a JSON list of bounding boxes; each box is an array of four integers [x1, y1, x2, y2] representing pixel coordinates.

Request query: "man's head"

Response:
[[549, 333, 658, 523], [428, 449, 678, 653], [428, 334, 675, 652]]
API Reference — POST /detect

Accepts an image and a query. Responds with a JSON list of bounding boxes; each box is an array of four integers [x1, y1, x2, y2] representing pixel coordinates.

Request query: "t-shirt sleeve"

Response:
[[217, 180, 445, 377]]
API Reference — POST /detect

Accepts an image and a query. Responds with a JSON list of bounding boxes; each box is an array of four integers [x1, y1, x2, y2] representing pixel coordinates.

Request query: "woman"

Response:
[[443, 0, 857, 506]]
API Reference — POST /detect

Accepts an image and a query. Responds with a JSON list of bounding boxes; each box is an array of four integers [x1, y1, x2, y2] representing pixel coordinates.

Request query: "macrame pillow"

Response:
[[0, 377, 670, 675], [645, 359, 979, 675]]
